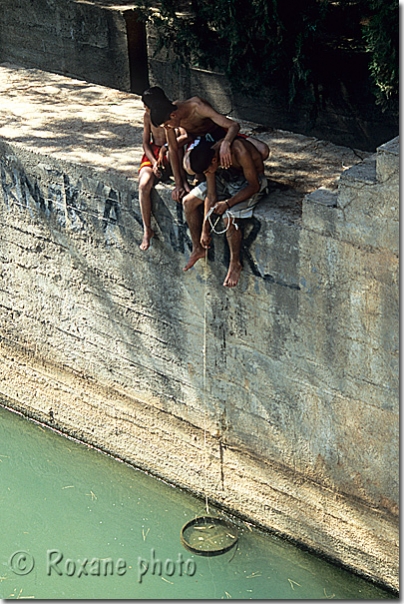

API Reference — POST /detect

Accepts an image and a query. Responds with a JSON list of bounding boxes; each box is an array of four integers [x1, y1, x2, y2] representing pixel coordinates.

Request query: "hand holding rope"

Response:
[[204, 204, 239, 235]]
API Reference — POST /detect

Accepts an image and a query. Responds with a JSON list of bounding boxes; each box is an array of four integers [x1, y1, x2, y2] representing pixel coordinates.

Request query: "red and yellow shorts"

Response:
[[139, 143, 170, 172]]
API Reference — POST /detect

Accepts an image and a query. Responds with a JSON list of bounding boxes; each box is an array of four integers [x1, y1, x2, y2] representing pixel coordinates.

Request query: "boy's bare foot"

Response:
[[140, 228, 155, 251], [183, 247, 206, 271], [223, 262, 242, 287]]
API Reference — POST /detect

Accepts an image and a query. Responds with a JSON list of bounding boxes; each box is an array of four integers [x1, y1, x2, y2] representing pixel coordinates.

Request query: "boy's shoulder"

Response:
[[186, 95, 210, 108]]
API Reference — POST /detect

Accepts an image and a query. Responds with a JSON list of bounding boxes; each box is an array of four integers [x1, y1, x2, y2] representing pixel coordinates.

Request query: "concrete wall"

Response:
[[0, 0, 148, 93], [0, 113, 399, 592], [0, 61, 399, 590]]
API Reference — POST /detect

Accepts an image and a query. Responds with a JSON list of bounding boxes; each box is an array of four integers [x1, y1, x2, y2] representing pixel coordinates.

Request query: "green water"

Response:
[[0, 405, 394, 600]]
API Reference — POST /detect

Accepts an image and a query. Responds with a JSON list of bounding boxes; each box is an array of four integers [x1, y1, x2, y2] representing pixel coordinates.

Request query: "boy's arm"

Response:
[[176, 127, 191, 149], [166, 127, 188, 201], [196, 99, 240, 169], [156, 143, 168, 166], [142, 113, 157, 166]]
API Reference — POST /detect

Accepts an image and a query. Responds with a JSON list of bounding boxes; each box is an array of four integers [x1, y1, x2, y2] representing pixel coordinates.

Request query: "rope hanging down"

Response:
[[202, 253, 210, 515]]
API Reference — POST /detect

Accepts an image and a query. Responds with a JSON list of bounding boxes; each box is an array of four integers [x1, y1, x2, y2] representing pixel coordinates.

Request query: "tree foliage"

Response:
[[137, 0, 398, 110], [362, 0, 398, 109]]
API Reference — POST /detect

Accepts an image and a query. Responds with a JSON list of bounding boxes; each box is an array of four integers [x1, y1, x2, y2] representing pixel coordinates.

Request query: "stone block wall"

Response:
[[0, 128, 399, 591], [0, 0, 148, 93]]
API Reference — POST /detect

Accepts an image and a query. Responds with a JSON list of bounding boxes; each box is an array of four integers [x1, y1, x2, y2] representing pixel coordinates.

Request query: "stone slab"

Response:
[[376, 136, 399, 183]]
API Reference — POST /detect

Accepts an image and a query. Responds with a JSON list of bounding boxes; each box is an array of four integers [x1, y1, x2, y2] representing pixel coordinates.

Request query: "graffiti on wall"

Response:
[[0, 157, 299, 288], [1, 160, 83, 228], [0, 158, 141, 240]]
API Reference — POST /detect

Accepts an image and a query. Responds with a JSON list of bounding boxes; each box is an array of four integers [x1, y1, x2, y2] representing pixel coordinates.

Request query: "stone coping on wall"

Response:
[[0, 62, 371, 207]]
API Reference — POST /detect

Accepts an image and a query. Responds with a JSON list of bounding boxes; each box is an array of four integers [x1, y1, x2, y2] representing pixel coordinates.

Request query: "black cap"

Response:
[[141, 86, 169, 108], [150, 99, 177, 127]]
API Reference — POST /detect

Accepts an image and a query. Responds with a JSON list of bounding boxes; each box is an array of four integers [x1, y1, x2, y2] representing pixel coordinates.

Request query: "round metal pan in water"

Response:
[[180, 516, 239, 556]]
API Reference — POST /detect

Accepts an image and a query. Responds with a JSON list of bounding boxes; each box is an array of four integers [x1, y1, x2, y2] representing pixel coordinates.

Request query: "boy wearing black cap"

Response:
[[182, 137, 267, 288], [149, 90, 269, 203]]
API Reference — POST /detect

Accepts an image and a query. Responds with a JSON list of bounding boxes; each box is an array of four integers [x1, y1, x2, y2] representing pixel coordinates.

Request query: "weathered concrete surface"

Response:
[[0, 0, 148, 93], [0, 64, 399, 592]]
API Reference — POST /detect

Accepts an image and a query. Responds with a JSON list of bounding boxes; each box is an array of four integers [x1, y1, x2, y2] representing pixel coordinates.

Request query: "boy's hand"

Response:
[[172, 185, 186, 202], [219, 140, 232, 169], [200, 229, 211, 249], [213, 200, 230, 216], [152, 163, 162, 178]]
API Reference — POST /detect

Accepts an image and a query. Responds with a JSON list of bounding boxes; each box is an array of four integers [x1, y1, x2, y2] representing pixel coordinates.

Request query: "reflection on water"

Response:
[[0, 404, 394, 599]]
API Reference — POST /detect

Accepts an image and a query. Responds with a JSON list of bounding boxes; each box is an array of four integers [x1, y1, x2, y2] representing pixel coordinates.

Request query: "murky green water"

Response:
[[0, 404, 394, 600]]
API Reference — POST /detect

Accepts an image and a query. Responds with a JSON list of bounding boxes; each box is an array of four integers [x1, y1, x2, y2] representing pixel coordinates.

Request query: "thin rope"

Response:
[[202, 252, 210, 515], [200, 206, 237, 514], [204, 206, 239, 235]]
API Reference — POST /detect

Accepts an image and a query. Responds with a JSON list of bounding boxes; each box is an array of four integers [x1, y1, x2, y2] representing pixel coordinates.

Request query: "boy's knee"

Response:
[[182, 193, 196, 207], [225, 217, 240, 233], [139, 179, 153, 194], [263, 144, 270, 161]]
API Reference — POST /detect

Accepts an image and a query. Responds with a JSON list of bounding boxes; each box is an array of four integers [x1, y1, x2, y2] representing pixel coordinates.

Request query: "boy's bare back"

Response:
[[174, 96, 228, 136]]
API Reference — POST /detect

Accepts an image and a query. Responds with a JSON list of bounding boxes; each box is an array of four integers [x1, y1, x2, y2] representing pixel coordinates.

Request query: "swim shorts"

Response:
[[139, 142, 170, 172], [190, 170, 268, 219], [202, 125, 248, 144]]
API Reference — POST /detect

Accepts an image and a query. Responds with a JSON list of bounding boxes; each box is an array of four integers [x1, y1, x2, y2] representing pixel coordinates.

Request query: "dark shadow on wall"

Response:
[[148, 47, 398, 152], [124, 9, 149, 94]]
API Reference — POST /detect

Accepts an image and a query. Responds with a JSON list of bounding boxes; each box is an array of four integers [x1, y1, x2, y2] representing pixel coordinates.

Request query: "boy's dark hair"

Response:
[[150, 100, 177, 127], [141, 86, 169, 109], [189, 138, 216, 173]]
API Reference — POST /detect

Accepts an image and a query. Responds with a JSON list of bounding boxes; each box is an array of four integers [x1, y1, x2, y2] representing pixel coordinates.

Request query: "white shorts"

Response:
[[190, 172, 268, 219]]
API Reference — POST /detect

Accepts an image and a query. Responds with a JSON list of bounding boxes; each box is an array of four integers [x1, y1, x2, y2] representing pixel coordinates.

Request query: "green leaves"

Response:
[[138, 0, 398, 111], [362, 0, 398, 109]]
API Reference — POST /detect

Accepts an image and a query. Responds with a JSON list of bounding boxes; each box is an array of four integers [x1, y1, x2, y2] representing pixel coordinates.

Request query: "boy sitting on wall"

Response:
[[149, 89, 269, 203], [182, 137, 268, 287], [138, 87, 188, 250]]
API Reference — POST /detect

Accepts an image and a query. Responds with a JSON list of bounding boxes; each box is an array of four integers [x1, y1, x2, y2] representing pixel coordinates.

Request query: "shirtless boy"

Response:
[[182, 137, 267, 288], [149, 90, 269, 202], [138, 87, 187, 250]]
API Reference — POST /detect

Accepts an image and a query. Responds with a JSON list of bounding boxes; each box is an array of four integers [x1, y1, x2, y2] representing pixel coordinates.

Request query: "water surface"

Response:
[[0, 404, 394, 599]]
